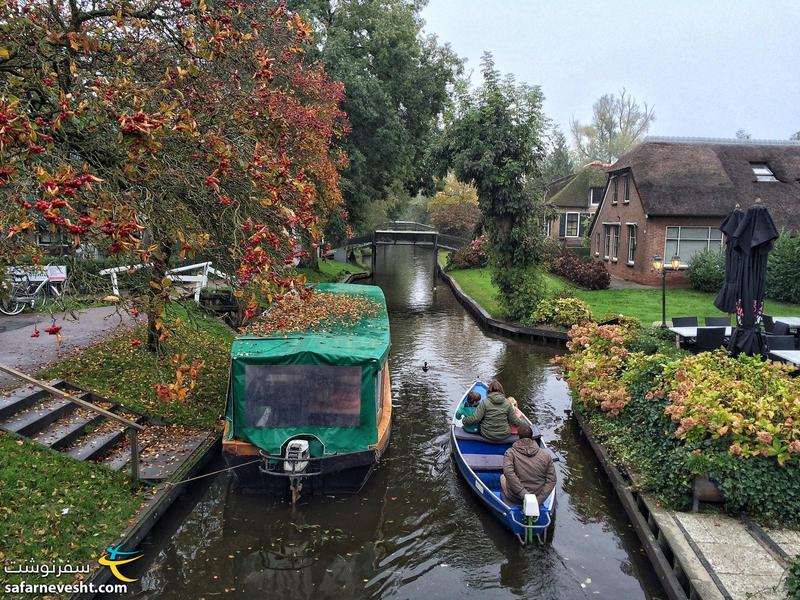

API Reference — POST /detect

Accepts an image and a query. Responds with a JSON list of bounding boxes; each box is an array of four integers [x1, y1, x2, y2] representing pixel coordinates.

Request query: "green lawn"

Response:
[[39, 303, 234, 429], [298, 258, 367, 284], [439, 252, 800, 325], [0, 432, 143, 591]]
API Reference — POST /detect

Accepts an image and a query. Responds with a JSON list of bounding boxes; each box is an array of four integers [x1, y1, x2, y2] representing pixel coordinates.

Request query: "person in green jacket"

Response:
[[457, 380, 525, 441]]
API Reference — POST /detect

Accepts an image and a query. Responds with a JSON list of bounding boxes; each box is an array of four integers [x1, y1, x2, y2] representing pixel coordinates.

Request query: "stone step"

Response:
[[0, 397, 75, 436], [66, 424, 128, 462], [32, 405, 105, 450], [0, 381, 63, 420]]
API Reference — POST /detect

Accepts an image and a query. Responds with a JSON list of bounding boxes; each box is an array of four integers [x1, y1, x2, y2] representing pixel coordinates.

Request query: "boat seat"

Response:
[[463, 453, 504, 471], [453, 426, 541, 444]]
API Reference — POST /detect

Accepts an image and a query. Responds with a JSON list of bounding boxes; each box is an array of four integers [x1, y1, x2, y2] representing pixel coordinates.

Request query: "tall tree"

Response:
[[287, 0, 462, 235], [438, 53, 549, 320], [790, 131, 800, 141], [0, 1, 347, 351], [571, 89, 654, 163], [540, 128, 576, 186]]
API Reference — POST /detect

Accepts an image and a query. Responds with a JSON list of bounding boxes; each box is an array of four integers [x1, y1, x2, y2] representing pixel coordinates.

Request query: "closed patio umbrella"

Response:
[[713, 205, 744, 313], [727, 201, 778, 357]]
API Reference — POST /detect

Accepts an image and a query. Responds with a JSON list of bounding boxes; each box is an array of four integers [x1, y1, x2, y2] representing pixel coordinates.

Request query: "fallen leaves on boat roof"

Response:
[[246, 289, 382, 337]]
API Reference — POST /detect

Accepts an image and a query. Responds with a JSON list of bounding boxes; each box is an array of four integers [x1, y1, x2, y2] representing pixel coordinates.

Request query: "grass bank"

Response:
[[298, 258, 367, 284], [439, 251, 800, 324], [39, 303, 234, 429], [0, 432, 144, 591]]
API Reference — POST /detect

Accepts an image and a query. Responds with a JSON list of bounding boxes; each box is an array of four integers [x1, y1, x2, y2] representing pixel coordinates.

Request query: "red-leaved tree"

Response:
[[0, 0, 348, 350]]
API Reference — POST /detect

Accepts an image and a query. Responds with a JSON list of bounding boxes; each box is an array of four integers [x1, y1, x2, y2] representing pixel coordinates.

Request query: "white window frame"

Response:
[[594, 231, 601, 256], [565, 212, 580, 237], [612, 177, 618, 204], [589, 187, 602, 206], [623, 175, 630, 203], [626, 224, 637, 265], [609, 225, 620, 262], [751, 162, 778, 182], [543, 217, 552, 237], [664, 226, 723, 267]]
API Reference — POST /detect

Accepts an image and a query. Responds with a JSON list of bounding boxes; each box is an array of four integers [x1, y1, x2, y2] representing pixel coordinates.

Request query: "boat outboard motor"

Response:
[[284, 439, 310, 473], [284, 439, 310, 504], [523, 494, 540, 519]]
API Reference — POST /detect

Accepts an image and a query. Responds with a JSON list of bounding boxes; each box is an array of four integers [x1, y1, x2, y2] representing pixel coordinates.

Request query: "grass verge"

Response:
[[39, 303, 234, 429], [298, 259, 367, 284], [439, 251, 800, 324], [0, 432, 143, 590]]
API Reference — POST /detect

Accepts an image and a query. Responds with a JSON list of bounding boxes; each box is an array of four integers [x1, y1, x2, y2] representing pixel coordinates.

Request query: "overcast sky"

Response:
[[420, 0, 800, 143]]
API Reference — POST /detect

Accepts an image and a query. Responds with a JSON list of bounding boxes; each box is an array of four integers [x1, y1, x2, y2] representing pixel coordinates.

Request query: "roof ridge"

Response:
[[644, 135, 800, 146]]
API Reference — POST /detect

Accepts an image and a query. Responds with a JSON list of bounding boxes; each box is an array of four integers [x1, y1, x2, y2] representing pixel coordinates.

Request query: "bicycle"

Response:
[[0, 266, 66, 316]]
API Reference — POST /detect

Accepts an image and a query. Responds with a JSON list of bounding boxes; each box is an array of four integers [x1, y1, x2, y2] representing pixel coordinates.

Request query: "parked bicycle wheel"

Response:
[[0, 283, 25, 315]]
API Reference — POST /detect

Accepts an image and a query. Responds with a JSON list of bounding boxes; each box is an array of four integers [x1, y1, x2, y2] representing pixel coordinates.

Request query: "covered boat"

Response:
[[450, 381, 556, 545], [222, 283, 392, 500]]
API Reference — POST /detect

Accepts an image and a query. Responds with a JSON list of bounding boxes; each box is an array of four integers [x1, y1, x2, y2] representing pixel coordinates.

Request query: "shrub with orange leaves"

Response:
[[552, 321, 639, 415]]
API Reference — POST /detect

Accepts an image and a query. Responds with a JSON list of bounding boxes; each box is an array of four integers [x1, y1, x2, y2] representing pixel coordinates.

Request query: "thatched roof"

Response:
[[605, 138, 800, 230], [545, 161, 610, 208]]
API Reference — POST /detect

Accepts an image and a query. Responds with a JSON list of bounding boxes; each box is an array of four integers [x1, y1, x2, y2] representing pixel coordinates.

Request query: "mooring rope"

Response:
[[165, 458, 262, 487]]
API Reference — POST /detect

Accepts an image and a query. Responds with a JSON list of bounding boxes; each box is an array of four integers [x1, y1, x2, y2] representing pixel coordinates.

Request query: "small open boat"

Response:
[[222, 283, 392, 501], [450, 381, 556, 545]]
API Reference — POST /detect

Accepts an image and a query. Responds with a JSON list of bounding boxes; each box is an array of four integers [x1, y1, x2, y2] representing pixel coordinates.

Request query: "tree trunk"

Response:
[[146, 242, 172, 353]]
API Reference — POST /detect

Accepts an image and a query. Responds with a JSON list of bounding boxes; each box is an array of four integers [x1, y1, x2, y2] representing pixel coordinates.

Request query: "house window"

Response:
[[664, 226, 723, 266], [609, 225, 620, 261], [594, 232, 601, 256], [543, 217, 552, 237], [36, 225, 65, 247], [565, 212, 580, 237], [623, 175, 630, 202], [626, 224, 637, 265], [612, 177, 618, 203], [604, 225, 610, 259], [751, 163, 777, 182], [604, 224, 620, 260], [589, 187, 604, 206]]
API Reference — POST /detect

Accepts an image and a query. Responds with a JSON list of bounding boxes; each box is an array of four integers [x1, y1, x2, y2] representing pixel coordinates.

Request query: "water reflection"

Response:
[[110, 245, 663, 600]]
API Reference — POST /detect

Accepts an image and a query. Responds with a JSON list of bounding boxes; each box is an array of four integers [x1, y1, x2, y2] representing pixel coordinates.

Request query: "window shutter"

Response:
[[579, 213, 587, 237], [558, 214, 566, 237]]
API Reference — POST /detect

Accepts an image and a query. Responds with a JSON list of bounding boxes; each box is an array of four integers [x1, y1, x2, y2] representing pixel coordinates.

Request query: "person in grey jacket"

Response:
[[500, 424, 556, 505]]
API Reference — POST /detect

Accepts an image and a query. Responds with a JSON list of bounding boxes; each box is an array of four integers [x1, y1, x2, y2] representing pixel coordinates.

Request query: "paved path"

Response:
[[0, 306, 143, 388], [608, 275, 655, 289]]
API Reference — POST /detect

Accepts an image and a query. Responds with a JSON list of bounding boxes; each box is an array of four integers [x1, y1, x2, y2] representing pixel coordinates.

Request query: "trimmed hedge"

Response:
[[531, 297, 592, 328], [551, 250, 610, 290], [687, 249, 725, 293]]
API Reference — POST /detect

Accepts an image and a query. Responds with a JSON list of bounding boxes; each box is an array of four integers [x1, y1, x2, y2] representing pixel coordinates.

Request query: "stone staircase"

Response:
[[0, 381, 210, 482]]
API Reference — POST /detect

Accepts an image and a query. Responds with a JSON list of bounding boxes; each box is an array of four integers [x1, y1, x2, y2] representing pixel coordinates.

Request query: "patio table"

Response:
[[773, 316, 800, 330], [668, 326, 733, 349], [769, 350, 800, 366]]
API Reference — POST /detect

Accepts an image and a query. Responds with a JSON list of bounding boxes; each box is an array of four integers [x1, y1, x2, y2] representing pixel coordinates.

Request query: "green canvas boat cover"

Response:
[[225, 283, 390, 455]]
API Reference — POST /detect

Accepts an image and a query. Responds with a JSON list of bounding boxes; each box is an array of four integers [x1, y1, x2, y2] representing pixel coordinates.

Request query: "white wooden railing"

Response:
[[99, 261, 231, 302]]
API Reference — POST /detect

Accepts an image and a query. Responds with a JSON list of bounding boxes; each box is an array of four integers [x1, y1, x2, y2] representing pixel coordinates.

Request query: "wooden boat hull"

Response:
[[450, 381, 556, 545]]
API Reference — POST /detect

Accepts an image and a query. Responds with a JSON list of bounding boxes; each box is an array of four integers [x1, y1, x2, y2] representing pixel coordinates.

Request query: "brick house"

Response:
[[587, 137, 800, 285], [543, 161, 610, 247]]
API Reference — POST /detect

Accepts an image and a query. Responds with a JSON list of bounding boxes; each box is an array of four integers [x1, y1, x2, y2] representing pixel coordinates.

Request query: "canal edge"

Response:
[[70, 434, 222, 600], [571, 408, 731, 600], [436, 264, 569, 345]]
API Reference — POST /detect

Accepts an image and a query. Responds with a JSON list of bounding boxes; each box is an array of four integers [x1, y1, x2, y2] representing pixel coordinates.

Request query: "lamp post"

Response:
[[652, 255, 682, 328]]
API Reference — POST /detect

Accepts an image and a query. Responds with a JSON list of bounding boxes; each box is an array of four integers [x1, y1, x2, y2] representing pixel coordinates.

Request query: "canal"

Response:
[[112, 245, 665, 600]]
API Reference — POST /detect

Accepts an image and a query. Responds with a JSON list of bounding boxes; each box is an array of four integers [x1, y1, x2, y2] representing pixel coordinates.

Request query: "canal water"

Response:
[[112, 245, 664, 600]]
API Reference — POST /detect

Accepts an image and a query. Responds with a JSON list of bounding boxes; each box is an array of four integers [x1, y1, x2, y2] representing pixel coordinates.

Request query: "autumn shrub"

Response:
[[446, 235, 488, 270], [766, 232, 800, 304], [531, 297, 593, 328], [552, 322, 639, 414], [653, 351, 800, 465], [687, 249, 725, 293], [551, 250, 610, 290], [787, 557, 800, 600], [556, 323, 800, 524]]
